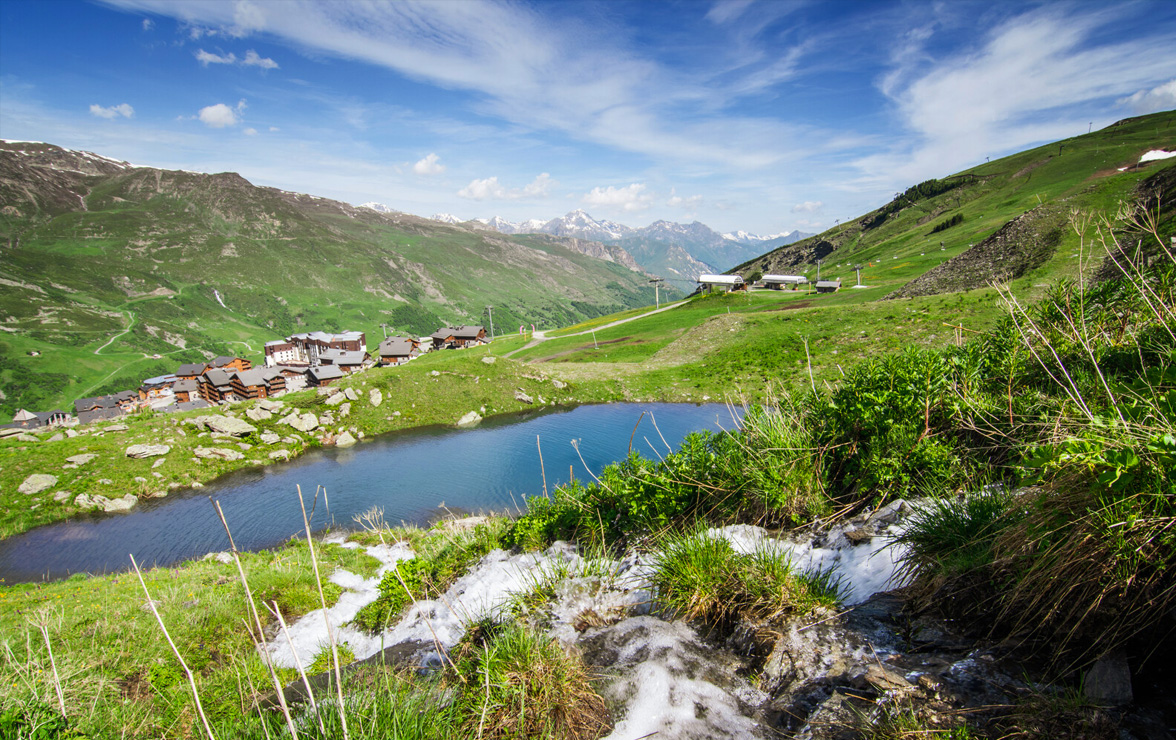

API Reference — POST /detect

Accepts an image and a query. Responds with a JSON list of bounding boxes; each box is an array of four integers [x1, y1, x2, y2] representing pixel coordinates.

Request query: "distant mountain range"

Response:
[[358, 206, 810, 281]]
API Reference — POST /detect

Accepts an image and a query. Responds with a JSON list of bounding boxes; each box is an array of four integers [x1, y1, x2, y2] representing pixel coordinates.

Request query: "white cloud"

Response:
[[198, 99, 246, 128], [791, 200, 822, 213], [142, 18, 154, 31], [457, 173, 554, 200], [412, 152, 445, 176], [196, 48, 277, 69], [666, 189, 703, 210], [231, 0, 267, 37], [243, 127, 258, 136], [706, 0, 755, 25], [196, 49, 237, 66], [1118, 79, 1176, 115], [243, 50, 279, 70], [89, 103, 134, 119], [583, 183, 653, 213], [268, 126, 280, 132]]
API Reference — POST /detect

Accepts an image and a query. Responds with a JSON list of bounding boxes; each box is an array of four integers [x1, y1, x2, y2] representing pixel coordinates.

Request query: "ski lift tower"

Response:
[[854, 264, 863, 287], [485, 305, 495, 341], [649, 277, 664, 309]]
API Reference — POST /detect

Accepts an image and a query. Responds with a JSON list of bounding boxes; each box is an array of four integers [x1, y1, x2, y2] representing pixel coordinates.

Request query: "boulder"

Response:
[[369, 389, 383, 407], [340, 403, 351, 418], [53, 490, 73, 503], [200, 415, 257, 437], [481, 356, 497, 365], [74, 493, 108, 510], [65, 429, 79, 438], [104, 494, 138, 512], [125, 444, 170, 459], [19, 474, 58, 495], [336, 431, 357, 448], [1084, 652, 1133, 706], [269, 449, 291, 461], [105, 424, 129, 432], [457, 411, 482, 428], [194, 446, 246, 461], [66, 453, 98, 465], [552, 379, 567, 389], [48, 433, 65, 442], [515, 390, 534, 404], [325, 393, 346, 406], [246, 407, 273, 422], [152, 458, 166, 469], [260, 431, 281, 445], [318, 414, 334, 428], [257, 399, 284, 412], [288, 413, 319, 433], [344, 387, 359, 401]]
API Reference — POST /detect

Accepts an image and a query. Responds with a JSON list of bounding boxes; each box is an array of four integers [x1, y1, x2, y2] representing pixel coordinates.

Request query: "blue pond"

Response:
[[0, 403, 740, 583]]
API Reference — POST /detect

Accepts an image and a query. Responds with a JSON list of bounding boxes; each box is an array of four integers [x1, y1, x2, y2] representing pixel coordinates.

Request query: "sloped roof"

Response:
[[309, 365, 344, 381], [319, 348, 366, 365], [173, 378, 199, 393], [379, 337, 418, 355], [176, 363, 207, 376], [203, 368, 236, 387], [698, 274, 744, 285], [211, 356, 239, 367]]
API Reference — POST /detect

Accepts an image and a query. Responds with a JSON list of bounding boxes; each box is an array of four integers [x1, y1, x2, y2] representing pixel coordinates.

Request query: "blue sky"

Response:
[[2, 0, 1174, 235]]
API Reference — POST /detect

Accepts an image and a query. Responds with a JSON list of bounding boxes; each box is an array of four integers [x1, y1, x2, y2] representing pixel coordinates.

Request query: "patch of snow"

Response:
[[1139, 149, 1175, 163]]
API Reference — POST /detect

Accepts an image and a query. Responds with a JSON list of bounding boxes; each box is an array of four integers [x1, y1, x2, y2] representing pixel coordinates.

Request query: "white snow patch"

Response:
[[262, 540, 414, 670], [1140, 149, 1176, 163], [709, 524, 907, 605], [598, 617, 765, 740]]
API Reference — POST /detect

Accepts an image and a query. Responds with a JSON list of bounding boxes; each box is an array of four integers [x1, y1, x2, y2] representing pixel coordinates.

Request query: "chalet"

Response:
[[815, 279, 842, 294], [697, 274, 746, 292], [231, 368, 287, 399], [74, 391, 138, 425], [431, 325, 487, 350], [317, 348, 370, 373], [199, 368, 238, 404], [308, 364, 344, 387], [139, 374, 177, 400], [378, 336, 422, 366], [6, 409, 72, 429], [172, 378, 199, 403], [762, 275, 808, 290], [266, 331, 367, 367], [175, 362, 209, 381], [273, 366, 310, 393], [211, 356, 252, 373]]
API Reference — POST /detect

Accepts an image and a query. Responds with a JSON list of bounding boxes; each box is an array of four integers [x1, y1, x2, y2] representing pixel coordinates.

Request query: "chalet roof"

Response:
[[308, 365, 344, 381], [431, 328, 455, 340], [176, 363, 208, 376], [319, 348, 366, 365], [115, 390, 139, 402], [265, 340, 292, 347], [203, 368, 236, 387], [815, 279, 841, 288], [78, 406, 124, 425], [142, 373, 178, 387], [12, 409, 37, 422], [211, 356, 239, 367], [452, 325, 485, 339], [698, 274, 744, 285], [274, 365, 310, 375], [173, 378, 199, 393], [288, 330, 365, 344], [379, 337, 418, 355]]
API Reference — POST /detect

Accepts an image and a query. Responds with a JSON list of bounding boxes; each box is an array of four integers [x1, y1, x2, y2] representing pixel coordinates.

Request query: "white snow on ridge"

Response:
[[1140, 149, 1176, 163]]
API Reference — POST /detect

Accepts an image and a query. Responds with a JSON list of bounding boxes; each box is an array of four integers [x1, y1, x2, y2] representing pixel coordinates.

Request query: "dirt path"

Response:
[[501, 300, 687, 359]]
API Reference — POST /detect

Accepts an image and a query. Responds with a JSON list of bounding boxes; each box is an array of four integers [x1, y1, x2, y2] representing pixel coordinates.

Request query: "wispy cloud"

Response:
[[195, 48, 277, 69], [458, 172, 554, 200], [90, 103, 134, 119], [791, 200, 822, 213], [196, 49, 236, 65], [1119, 79, 1176, 115]]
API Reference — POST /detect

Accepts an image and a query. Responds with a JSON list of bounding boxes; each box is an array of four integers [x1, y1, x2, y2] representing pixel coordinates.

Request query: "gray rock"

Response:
[[194, 446, 245, 461], [258, 398, 283, 412], [126, 444, 171, 459], [281, 435, 301, 445], [104, 494, 138, 512], [369, 389, 383, 407], [430, 370, 440, 377], [318, 414, 333, 427], [344, 387, 359, 401], [552, 379, 567, 389], [237, 442, 253, 451], [19, 474, 58, 495], [392, 411, 401, 417], [66, 453, 98, 465], [514, 390, 534, 404], [246, 407, 273, 422], [134, 476, 147, 484], [269, 449, 291, 461], [339, 403, 351, 418], [152, 458, 166, 469], [47, 433, 65, 442], [65, 429, 79, 438], [336, 431, 357, 448], [105, 424, 129, 432], [74, 493, 108, 510], [15, 434, 39, 443], [457, 411, 482, 428], [260, 431, 281, 445], [325, 393, 346, 406], [481, 356, 497, 365], [1084, 652, 1133, 705], [200, 415, 257, 437], [53, 490, 72, 502], [288, 413, 319, 433]]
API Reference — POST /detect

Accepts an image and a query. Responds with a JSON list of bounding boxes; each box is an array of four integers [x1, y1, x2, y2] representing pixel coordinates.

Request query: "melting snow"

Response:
[[1140, 149, 1175, 163]]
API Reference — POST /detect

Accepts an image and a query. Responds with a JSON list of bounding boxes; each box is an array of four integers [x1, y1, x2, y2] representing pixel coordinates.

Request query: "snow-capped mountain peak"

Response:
[[430, 213, 463, 224], [358, 202, 398, 214]]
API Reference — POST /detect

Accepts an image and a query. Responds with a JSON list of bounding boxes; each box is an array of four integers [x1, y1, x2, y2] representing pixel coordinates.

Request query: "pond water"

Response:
[[0, 403, 740, 583]]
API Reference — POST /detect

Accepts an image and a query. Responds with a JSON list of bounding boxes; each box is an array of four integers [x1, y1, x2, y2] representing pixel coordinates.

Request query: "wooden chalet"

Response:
[[211, 356, 253, 373], [308, 365, 344, 387], [199, 368, 237, 404], [175, 362, 210, 381], [7, 408, 72, 430], [139, 374, 178, 400], [815, 279, 842, 294], [266, 331, 366, 367], [317, 348, 369, 373], [378, 336, 422, 366], [273, 366, 310, 392], [431, 325, 487, 350], [172, 378, 199, 403], [231, 368, 287, 399], [73, 391, 138, 425]]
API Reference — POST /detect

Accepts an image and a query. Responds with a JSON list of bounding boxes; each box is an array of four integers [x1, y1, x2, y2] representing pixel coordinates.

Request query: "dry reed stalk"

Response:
[[129, 553, 217, 740], [265, 600, 326, 735], [297, 484, 350, 740], [537, 435, 549, 498], [28, 609, 66, 717], [648, 412, 672, 455], [627, 411, 646, 457], [211, 499, 300, 739]]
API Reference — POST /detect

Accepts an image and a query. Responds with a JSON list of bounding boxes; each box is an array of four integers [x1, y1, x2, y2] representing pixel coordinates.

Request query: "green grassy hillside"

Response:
[[0, 144, 675, 415]]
